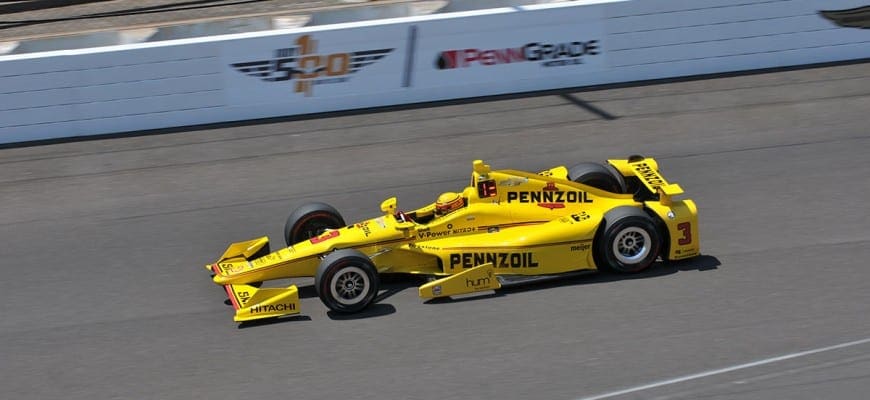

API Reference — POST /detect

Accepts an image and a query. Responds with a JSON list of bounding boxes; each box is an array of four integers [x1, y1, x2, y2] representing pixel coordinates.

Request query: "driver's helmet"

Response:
[[435, 192, 465, 215]]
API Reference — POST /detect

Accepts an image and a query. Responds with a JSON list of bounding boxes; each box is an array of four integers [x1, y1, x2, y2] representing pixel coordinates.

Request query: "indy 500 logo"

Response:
[[436, 40, 599, 69], [231, 35, 393, 96]]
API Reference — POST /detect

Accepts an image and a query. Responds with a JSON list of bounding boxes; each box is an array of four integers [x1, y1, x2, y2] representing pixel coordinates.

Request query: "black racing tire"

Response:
[[594, 207, 661, 273], [284, 202, 345, 246], [315, 249, 380, 313], [568, 162, 627, 194]]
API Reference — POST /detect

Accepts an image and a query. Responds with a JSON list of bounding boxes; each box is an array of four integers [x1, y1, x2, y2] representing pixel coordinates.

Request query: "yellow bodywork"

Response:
[[209, 264, 301, 322], [419, 263, 501, 298], [206, 157, 700, 321], [609, 158, 700, 260]]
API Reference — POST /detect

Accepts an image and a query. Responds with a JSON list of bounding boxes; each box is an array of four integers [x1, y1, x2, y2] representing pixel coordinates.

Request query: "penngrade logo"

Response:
[[819, 5, 870, 29], [231, 35, 394, 96], [435, 40, 599, 70]]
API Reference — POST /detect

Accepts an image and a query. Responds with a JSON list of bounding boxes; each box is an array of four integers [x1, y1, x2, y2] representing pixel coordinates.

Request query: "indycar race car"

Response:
[[206, 156, 699, 322]]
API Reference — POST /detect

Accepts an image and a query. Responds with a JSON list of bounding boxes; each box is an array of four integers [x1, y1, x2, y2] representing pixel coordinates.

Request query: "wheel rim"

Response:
[[299, 220, 329, 239], [294, 213, 336, 241], [612, 227, 651, 264], [300, 222, 329, 239], [330, 266, 370, 305]]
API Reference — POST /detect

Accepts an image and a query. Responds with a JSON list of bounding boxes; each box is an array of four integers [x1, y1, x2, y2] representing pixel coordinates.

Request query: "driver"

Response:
[[435, 192, 465, 216]]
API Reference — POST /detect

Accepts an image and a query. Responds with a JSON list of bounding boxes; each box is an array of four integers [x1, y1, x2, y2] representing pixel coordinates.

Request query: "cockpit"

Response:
[[393, 160, 494, 226]]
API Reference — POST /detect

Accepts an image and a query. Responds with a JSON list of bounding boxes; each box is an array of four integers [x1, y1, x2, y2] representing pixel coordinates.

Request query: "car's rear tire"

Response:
[[315, 249, 380, 313], [595, 207, 660, 273], [568, 162, 627, 194], [284, 202, 345, 246]]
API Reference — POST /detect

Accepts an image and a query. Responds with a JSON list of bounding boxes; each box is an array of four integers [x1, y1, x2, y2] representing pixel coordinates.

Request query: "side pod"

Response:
[[419, 263, 501, 299]]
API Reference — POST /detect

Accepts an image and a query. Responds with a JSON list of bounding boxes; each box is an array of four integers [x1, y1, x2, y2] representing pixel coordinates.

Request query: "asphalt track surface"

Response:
[[2, 62, 870, 400]]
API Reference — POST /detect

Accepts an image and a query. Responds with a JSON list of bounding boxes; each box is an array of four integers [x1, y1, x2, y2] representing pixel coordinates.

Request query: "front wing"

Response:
[[210, 264, 301, 322]]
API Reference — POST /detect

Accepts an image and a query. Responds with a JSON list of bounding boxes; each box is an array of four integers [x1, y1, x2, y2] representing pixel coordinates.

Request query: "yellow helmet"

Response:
[[435, 192, 464, 215]]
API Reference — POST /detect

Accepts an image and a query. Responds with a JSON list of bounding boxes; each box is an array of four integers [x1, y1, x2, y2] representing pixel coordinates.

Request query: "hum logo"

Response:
[[466, 276, 492, 288]]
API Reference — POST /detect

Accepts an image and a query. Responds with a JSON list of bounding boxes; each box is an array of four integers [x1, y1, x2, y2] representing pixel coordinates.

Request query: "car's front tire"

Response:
[[315, 249, 380, 313], [595, 207, 660, 273], [284, 202, 345, 246]]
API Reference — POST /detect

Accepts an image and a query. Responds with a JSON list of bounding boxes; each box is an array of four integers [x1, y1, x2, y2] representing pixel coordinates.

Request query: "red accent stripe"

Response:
[[224, 284, 241, 310], [212, 264, 241, 310], [220, 254, 316, 277], [226, 238, 415, 278], [476, 221, 548, 230], [441, 238, 592, 250]]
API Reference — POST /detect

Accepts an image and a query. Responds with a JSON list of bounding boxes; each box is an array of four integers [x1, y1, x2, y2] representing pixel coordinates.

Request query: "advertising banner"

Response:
[[3, 0, 870, 144], [410, 6, 607, 92], [221, 24, 409, 108]]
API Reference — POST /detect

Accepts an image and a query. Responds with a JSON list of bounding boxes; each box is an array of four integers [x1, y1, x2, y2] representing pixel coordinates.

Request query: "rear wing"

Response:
[[608, 157, 683, 205], [609, 156, 699, 261]]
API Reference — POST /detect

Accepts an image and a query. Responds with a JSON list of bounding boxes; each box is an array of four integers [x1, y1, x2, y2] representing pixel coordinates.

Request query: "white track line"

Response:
[[578, 337, 870, 400]]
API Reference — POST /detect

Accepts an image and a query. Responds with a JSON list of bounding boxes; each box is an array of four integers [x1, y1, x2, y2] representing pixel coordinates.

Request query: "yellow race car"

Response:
[[207, 156, 699, 322]]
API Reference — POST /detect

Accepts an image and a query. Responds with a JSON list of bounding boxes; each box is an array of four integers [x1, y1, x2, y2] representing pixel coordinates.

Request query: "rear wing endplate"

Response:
[[610, 157, 684, 205]]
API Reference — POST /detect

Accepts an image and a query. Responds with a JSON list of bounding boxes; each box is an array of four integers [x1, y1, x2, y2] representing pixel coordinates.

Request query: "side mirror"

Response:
[[472, 160, 491, 176], [380, 197, 397, 215]]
